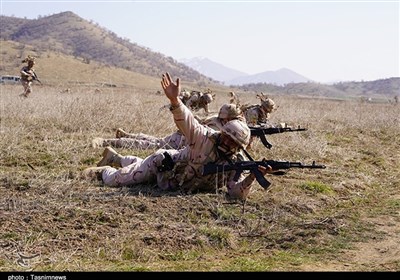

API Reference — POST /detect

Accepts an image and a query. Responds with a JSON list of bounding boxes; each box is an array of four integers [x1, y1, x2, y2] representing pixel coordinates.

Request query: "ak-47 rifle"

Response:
[[31, 72, 42, 85], [202, 159, 326, 190], [250, 125, 307, 149]]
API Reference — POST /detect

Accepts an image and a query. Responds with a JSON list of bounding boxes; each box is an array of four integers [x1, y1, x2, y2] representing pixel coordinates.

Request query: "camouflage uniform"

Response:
[[94, 131, 186, 150], [201, 103, 245, 131], [185, 91, 214, 114], [179, 89, 191, 104], [92, 104, 242, 150], [19, 56, 36, 98], [101, 103, 257, 199], [241, 97, 277, 149], [242, 97, 276, 126]]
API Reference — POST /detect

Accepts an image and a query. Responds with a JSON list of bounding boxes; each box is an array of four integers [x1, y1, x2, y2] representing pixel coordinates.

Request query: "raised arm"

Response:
[[161, 72, 181, 107]]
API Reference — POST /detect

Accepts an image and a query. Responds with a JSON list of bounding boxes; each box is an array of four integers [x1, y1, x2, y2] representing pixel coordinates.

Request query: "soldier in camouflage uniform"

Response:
[[200, 103, 244, 131], [92, 129, 185, 150], [19, 55, 37, 98], [91, 103, 244, 150], [83, 73, 270, 199], [241, 93, 288, 149], [185, 90, 215, 114], [178, 89, 191, 104], [242, 92, 276, 126]]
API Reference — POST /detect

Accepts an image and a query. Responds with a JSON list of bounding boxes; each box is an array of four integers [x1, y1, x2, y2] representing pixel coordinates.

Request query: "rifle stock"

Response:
[[202, 160, 326, 190]]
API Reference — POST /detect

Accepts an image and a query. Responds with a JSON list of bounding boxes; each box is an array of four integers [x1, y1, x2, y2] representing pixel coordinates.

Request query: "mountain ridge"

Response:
[[1, 12, 398, 100], [0, 12, 214, 85], [181, 56, 312, 86]]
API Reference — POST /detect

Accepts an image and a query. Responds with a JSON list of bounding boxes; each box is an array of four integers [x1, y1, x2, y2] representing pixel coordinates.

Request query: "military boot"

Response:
[[115, 128, 128, 138], [92, 137, 105, 148], [97, 147, 123, 167], [81, 166, 110, 181]]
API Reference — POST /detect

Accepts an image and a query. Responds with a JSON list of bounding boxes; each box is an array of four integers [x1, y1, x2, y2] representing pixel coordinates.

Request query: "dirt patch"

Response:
[[300, 212, 400, 271]]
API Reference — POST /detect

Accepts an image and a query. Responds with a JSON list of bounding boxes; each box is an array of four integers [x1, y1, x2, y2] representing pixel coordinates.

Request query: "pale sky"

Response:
[[1, 0, 399, 83]]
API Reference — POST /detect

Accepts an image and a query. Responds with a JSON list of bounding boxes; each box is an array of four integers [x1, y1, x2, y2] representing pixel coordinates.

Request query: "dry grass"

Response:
[[0, 83, 399, 271]]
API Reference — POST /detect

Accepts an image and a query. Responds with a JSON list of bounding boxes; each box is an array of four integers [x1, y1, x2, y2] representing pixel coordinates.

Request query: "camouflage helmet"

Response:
[[22, 55, 36, 64], [218, 104, 242, 120], [261, 98, 276, 112], [221, 119, 250, 148], [202, 93, 214, 104]]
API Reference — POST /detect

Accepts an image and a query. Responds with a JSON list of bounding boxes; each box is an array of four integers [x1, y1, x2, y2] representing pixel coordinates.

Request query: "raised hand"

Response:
[[160, 72, 180, 105]]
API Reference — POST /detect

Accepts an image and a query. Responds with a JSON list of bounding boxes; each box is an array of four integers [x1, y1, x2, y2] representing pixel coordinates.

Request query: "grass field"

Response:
[[0, 83, 399, 271]]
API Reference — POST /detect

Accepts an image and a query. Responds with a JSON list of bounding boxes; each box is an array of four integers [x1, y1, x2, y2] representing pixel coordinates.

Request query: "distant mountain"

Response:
[[180, 57, 312, 86], [238, 77, 400, 100], [0, 12, 213, 84], [180, 57, 247, 83], [228, 68, 312, 86]]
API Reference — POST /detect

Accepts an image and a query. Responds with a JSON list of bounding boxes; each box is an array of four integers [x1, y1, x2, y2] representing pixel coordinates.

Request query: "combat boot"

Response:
[[92, 137, 105, 148], [116, 128, 128, 138], [81, 166, 110, 181], [97, 146, 123, 167]]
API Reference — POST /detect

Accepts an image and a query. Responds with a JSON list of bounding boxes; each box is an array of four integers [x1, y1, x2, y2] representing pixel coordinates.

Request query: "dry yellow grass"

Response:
[[0, 83, 399, 271]]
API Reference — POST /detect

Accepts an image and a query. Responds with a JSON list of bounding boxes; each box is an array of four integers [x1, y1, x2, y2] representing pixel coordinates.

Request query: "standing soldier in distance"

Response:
[[19, 55, 38, 98]]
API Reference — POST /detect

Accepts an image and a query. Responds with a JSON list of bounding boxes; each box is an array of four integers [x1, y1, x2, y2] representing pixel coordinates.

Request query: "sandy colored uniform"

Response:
[[96, 105, 242, 150], [243, 105, 271, 126], [201, 114, 246, 131], [20, 65, 34, 97], [185, 92, 213, 114], [102, 131, 186, 150], [102, 103, 257, 199]]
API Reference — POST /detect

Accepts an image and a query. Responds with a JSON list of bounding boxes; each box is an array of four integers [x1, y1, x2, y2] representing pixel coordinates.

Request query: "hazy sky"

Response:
[[1, 0, 399, 83]]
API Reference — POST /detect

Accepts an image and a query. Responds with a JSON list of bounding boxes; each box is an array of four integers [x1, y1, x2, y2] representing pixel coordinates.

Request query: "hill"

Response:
[[228, 68, 312, 86], [1, 12, 398, 101], [181, 57, 311, 86], [238, 78, 400, 101], [0, 40, 161, 90], [0, 12, 214, 85], [180, 56, 248, 84]]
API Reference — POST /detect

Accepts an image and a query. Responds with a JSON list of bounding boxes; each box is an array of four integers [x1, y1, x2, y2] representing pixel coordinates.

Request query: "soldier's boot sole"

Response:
[[97, 146, 120, 167], [92, 137, 105, 148], [116, 128, 128, 138], [81, 166, 110, 181]]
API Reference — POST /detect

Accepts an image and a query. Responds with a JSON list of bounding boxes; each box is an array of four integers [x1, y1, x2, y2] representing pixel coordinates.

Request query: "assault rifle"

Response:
[[250, 125, 307, 149], [202, 160, 326, 190], [32, 72, 42, 85]]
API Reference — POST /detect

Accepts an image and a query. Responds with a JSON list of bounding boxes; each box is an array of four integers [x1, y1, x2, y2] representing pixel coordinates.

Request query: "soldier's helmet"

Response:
[[218, 104, 242, 120], [202, 93, 214, 104], [221, 119, 250, 148], [22, 55, 36, 64], [261, 98, 276, 112]]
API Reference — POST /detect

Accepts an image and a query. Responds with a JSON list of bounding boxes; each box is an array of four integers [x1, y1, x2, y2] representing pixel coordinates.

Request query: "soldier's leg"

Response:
[[116, 128, 128, 138], [114, 138, 159, 149], [115, 129, 159, 142], [97, 147, 123, 167], [20, 81, 31, 97], [92, 138, 159, 149], [101, 150, 167, 186], [160, 131, 185, 149]]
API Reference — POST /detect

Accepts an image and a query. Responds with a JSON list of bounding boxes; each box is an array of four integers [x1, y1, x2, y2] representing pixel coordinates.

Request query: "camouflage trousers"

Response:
[[103, 131, 185, 150], [21, 80, 32, 97], [102, 149, 181, 189]]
